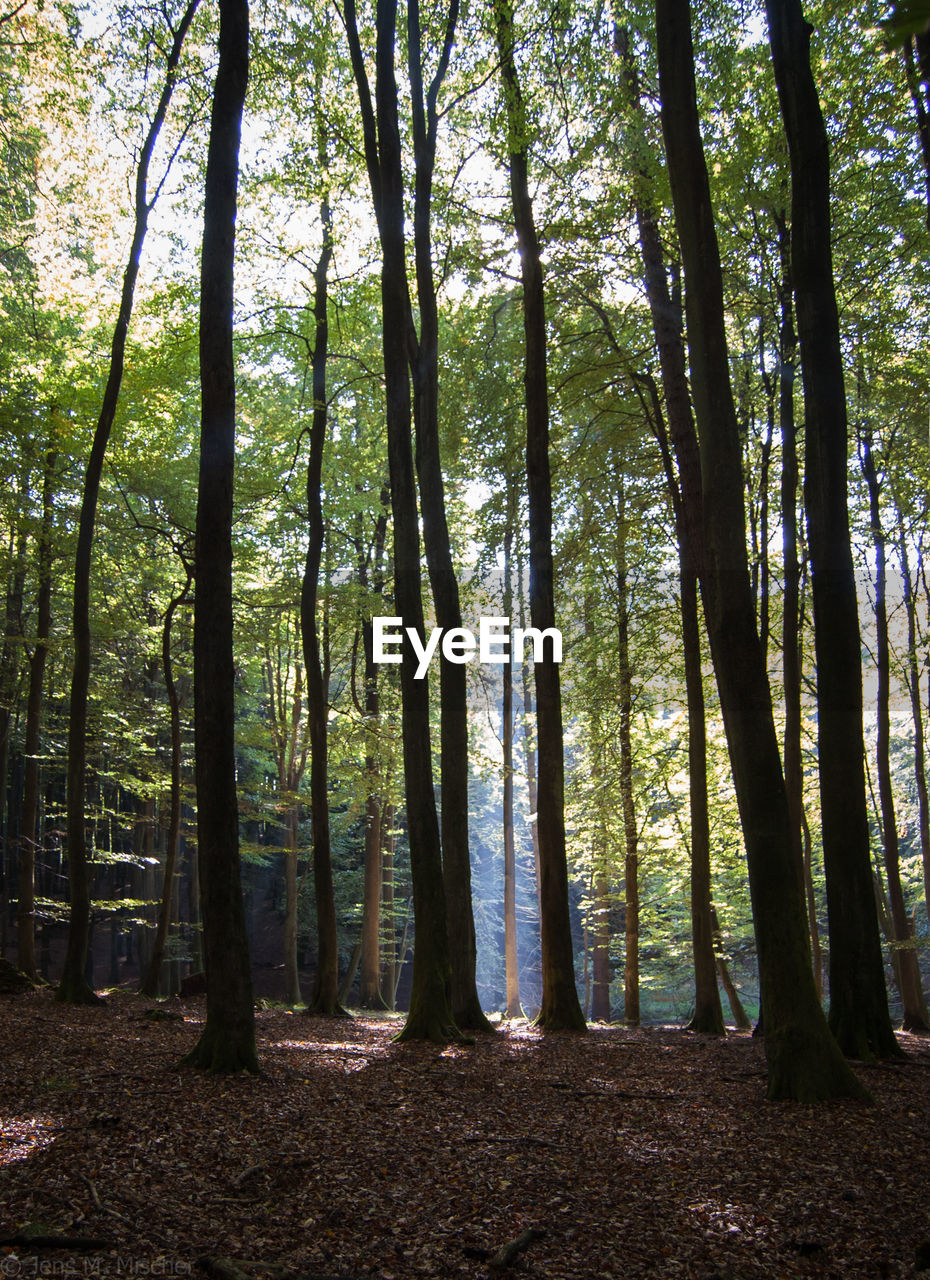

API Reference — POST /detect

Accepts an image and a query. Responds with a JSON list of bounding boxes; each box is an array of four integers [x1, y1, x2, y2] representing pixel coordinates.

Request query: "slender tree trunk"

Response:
[[591, 858, 610, 1022], [903, 35, 930, 231], [518, 565, 542, 923], [343, 0, 460, 1042], [896, 522, 930, 929], [380, 802, 396, 1009], [359, 500, 389, 1009], [616, 478, 639, 1028], [180, 0, 256, 1073], [617, 29, 723, 1036], [406, 0, 489, 1033], [59, 0, 201, 1005], [860, 433, 929, 1031], [711, 905, 753, 1030], [140, 570, 191, 998], [502, 510, 520, 1018], [282, 805, 302, 1006], [494, 0, 584, 1032], [656, 0, 866, 1099], [17, 448, 56, 979], [302, 179, 341, 1018], [765, 0, 899, 1062]]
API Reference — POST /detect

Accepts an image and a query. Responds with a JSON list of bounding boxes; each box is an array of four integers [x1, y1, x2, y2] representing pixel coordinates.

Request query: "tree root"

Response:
[[489, 1226, 545, 1271]]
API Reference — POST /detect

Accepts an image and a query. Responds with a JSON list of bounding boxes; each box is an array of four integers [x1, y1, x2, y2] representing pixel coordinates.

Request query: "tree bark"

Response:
[[59, 0, 201, 1005], [656, 0, 866, 1099], [17, 447, 56, 980], [494, 0, 584, 1032], [180, 0, 256, 1073], [765, 0, 900, 1060]]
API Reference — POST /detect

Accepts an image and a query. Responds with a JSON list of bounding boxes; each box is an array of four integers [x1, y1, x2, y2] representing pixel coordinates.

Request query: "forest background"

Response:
[[1, 0, 929, 1064]]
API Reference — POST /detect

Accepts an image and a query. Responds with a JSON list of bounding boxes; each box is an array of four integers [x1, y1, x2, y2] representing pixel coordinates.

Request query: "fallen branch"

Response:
[[489, 1226, 545, 1271], [196, 1259, 364, 1280], [0, 1235, 114, 1250]]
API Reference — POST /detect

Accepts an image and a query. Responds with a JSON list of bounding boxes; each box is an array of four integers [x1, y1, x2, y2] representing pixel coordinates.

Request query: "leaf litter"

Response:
[[1, 989, 929, 1279]]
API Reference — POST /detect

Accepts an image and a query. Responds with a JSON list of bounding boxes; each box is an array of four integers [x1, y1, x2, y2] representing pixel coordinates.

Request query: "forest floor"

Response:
[[1, 990, 929, 1280]]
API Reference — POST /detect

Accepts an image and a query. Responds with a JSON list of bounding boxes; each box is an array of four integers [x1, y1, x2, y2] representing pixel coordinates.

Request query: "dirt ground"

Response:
[[2, 989, 929, 1279]]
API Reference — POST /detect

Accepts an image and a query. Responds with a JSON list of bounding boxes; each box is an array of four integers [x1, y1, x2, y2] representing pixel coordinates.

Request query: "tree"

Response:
[[180, 0, 256, 1073], [859, 427, 929, 1031], [301, 174, 342, 1017], [765, 0, 901, 1060], [58, 0, 202, 1004], [493, 0, 584, 1032], [342, 0, 461, 1042], [655, 0, 866, 1100], [16, 442, 57, 979]]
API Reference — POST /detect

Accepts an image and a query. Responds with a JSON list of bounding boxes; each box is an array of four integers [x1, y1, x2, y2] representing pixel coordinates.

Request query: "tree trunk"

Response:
[[590, 860, 610, 1022], [502, 508, 520, 1018], [616, 477, 639, 1028], [358, 500, 389, 1010], [711, 906, 753, 1030], [17, 447, 56, 980], [765, 0, 899, 1062], [494, 0, 584, 1032], [656, 0, 866, 1099], [59, 0, 201, 1006], [180, 0, 256, 1073], [140, 570, 191, 998], [343, 0, 460, 1042], [302, 179, 341, 1018], [406, 0, 489, 1033], [860, 432, 929, 1031], [616, 28, 723, 1036], [896, 520, 930, 931]]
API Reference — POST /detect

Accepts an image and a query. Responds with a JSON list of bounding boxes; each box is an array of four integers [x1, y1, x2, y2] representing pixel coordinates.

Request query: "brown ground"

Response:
[[1, 989, 929, 1279]]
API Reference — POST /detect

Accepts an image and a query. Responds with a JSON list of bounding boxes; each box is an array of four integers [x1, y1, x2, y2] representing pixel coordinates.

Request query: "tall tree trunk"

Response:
[[59, 0, 201, 1005], [774, 211, 808, 901], [302, 179, 342, 1018], [140, 569, 191, 997], [343, 0, 460, 1042], [765, 0, 899, 1061], [407, 0, 489, 1033], [180, 0, 256, 1073], [17, 447, 56, 979], [517, 560, 542, 924], [656, 0, 866, 1099], [616, 28, 723, 1036], [359, 498, 389, 1010], [502, 509, 520, 1018], [494, 0, 584, 1032], [860, 432, 929, 1031], [616, 477, 639, 1028]]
